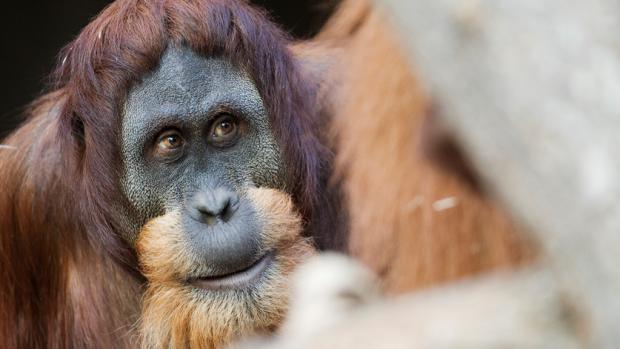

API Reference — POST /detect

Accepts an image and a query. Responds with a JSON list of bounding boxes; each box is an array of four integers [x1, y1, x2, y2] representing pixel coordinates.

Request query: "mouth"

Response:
[[188, 252, 274, 291]]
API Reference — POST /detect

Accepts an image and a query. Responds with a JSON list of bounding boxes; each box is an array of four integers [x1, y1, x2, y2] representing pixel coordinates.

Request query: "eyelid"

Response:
[[207, 113, 243, 147], [152, 126, 183, 144], [211, 114, 235, 132], [157, 129, 182, 142], [151, 128, 186, 162]]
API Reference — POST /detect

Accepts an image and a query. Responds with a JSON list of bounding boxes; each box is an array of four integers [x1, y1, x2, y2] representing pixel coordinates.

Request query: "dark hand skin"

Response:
[[121, 47, 286, 278]]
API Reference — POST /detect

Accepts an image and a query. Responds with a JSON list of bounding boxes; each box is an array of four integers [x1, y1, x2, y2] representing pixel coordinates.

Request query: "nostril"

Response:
[[196, 206, 219, 218], [220, 200, 236, 222], [219, 192, 241, 222], [196, 205, 219, 225], [191, 188, 239, 224]]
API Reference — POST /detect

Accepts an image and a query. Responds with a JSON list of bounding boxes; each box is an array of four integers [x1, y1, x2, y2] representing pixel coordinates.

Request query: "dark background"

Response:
[[0, 1, 338, 139]]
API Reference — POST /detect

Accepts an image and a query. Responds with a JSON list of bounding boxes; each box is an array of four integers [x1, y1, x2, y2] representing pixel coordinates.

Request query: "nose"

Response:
[[189, 187, 239, 225]]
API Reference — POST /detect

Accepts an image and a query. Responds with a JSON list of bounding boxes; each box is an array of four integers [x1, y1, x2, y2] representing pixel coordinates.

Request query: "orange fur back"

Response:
[[321, 0, 533, 293], [136, 188, 315, 349]]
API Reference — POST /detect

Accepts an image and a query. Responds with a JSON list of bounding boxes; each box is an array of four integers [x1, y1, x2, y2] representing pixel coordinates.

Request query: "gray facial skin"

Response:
[[120, 47, 284, 277]]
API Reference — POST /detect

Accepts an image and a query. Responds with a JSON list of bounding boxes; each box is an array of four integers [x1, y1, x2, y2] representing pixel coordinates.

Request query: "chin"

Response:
[[136, 188, 315, 349]]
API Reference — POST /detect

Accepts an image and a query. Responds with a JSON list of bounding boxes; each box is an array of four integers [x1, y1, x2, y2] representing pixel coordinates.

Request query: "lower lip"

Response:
[[189, 252, 274, 291]]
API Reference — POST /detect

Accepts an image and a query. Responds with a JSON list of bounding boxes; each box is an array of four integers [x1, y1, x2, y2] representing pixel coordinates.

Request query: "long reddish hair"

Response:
[[0, 1, 338, 347], [318, 0, 533, 293]]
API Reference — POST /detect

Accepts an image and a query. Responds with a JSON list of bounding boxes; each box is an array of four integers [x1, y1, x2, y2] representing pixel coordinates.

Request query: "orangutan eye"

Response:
[[208, 114, 240, 147], [154, 129, 185, 160]]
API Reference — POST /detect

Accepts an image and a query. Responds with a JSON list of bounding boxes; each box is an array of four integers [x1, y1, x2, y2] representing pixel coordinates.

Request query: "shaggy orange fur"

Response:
[[319, 0, 533, 293], [136, 188, 315, 349], [129, 2, 534, 346]]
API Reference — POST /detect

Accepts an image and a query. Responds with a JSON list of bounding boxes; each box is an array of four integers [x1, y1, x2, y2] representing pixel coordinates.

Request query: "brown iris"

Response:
[[208, 114, 239, 147], [154, 129, 185, 159]]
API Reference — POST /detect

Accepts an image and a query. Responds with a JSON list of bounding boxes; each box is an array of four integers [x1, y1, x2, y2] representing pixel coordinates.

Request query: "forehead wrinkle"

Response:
[[155, 48, 242, 98], [122, 46, 274, 148], [127, 48, 258, 125]]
